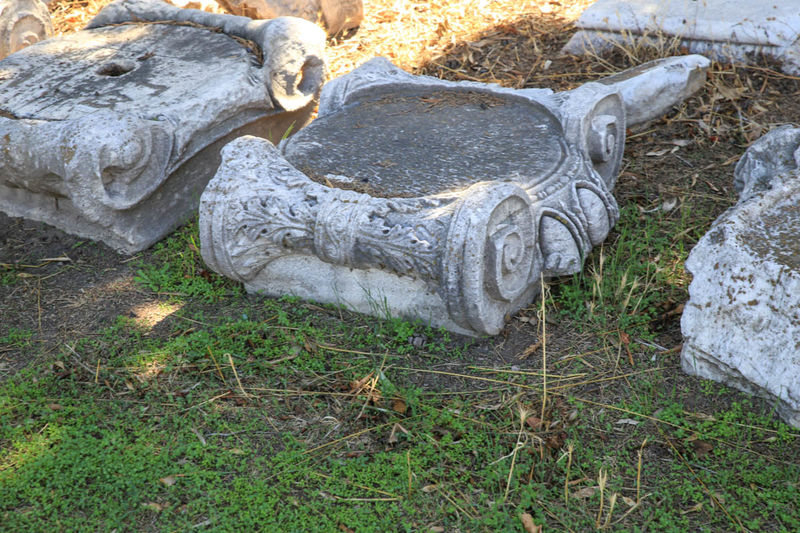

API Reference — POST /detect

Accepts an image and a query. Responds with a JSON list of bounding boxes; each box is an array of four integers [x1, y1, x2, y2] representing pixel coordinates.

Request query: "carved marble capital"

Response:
[[200, 57, 706, 335], [201, 137, 546, 334], [0, 0, 326, 252]]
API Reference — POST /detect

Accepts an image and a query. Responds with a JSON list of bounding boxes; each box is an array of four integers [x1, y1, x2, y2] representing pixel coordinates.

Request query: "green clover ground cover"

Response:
[[2, 198, 799, 532], [2, 288, 799, 531]]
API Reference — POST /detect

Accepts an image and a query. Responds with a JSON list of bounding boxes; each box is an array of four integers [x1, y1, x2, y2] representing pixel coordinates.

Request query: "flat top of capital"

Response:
[[0, 23, 259, 121]]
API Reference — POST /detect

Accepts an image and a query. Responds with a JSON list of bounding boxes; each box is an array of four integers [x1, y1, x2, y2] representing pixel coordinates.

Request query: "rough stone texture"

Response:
[[593, 55, 709, 126], [682, 126, 800, 428], [0, 0, 325, 253], [201, 57, 704, 336], [564, 0, 800, 74], [215, 0, 362, 35], [0, 0, 52, 60]]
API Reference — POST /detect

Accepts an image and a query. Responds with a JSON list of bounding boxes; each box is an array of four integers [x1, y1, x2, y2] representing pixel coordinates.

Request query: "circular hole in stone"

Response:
[[96, 60, 136, 77]]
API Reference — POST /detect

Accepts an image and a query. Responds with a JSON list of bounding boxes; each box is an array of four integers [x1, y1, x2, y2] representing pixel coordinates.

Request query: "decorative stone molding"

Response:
[[682, 126, 800, 428], [0, 0, 52, 60], [0, 0, 326, 252], [200, 57, 706, 336]]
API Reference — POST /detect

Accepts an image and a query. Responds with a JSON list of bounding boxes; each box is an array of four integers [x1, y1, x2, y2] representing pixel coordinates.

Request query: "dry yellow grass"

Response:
[[48, 0, 594, 80]]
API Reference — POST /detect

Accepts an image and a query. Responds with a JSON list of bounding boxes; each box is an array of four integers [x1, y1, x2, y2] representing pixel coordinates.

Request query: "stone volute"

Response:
[[200, 56, 708, 336]]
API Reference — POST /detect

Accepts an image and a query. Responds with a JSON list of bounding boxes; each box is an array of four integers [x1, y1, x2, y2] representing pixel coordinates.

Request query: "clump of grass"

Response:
[[548, 204, 688, 337], [134, 219, 242, 301]]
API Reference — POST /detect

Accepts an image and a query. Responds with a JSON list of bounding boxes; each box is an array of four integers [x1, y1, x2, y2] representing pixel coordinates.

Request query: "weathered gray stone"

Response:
[[215, 0, 362, 35], [200, 57, 704, 336], [593, 55, 710, 126], [682, 126, 800, 428], [0, 0, 325, 253], [0, 0, 52, 59], [564, 0, 800, 74]]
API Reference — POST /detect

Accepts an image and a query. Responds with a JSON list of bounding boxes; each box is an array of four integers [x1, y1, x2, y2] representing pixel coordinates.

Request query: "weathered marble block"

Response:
[[564, 0, 800, 74], [200, 57, 706, 336], [682, 126, 800, 428], [0, 0, 52, 59], [0, 0, 325, 253]]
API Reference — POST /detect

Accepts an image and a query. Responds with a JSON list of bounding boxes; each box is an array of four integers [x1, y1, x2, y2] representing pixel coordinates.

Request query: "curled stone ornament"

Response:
[[443, 182, 539, 335], [0, 0, 53, 60]]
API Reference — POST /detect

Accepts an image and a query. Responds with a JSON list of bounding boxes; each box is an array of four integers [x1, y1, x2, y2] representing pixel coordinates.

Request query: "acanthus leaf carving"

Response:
[[205, 137, 456, 286]]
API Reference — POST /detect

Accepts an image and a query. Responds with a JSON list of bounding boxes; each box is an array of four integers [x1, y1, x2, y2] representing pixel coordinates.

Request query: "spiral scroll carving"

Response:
[[0, 0, 53, 60], [61, 113, 174, 213], [443, 182, 540, 335]]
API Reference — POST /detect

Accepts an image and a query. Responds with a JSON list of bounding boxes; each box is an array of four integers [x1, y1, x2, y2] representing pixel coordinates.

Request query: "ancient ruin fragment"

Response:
[[682, 126, 800, 428], [564, 0, 800, 74], [200, 56, 707, 336], [0, 0, 326, 253]]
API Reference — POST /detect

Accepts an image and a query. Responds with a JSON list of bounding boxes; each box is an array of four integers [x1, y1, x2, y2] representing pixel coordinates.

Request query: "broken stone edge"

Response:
[[681, 126, 800, 428]]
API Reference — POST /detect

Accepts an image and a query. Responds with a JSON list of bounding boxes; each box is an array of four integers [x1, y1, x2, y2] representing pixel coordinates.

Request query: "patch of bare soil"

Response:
[[0, 215, 153, 372]]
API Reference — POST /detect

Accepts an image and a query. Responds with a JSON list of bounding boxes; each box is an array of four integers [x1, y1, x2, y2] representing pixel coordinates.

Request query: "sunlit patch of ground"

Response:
[[129, 300, 184, 329]]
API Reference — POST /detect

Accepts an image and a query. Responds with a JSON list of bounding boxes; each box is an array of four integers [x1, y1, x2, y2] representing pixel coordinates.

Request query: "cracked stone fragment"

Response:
[[564, 0, 800, 74], [593, 55, 709, 127], [0, 0, 53, 60], [200, 56, 704, 336], [682, 126, 800, 428], [0, 0, 326, 253]]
